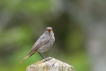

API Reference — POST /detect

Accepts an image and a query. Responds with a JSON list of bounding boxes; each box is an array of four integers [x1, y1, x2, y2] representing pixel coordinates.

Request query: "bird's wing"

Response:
[[28, 35, 50, 56], [20, 35, 50, 63]]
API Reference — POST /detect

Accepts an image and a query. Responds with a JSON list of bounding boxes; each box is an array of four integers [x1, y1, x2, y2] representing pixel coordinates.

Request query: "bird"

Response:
[[20, 27, 55, 63]]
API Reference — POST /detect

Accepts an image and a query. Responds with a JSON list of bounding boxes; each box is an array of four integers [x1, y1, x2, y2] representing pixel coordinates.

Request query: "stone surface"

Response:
[[26, 57, 74, 71]]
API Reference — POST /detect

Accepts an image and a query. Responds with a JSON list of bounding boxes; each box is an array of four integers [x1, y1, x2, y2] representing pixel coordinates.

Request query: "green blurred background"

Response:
[[0, 0, 106, 71]]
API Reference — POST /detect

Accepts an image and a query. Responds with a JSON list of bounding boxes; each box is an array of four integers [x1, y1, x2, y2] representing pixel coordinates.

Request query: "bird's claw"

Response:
[[41, 57, 52, 62]]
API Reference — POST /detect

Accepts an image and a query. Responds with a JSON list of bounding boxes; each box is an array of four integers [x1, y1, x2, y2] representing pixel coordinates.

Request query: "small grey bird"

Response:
[[21, 27, 55, 63]]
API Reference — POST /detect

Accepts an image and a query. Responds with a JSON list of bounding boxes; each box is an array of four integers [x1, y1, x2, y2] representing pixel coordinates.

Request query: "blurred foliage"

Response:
[[0, 0, 89, 71]]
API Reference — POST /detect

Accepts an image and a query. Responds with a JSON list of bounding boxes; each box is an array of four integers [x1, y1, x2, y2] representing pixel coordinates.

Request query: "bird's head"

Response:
[[45, 27, 53, 34]]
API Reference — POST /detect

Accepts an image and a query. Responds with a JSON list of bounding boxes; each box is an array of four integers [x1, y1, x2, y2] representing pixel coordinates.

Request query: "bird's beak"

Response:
[[48, 29, 51, 33]]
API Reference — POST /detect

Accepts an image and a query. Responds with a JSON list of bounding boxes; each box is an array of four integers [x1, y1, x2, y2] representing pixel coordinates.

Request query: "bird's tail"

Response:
[[20, 55, 30, 63]]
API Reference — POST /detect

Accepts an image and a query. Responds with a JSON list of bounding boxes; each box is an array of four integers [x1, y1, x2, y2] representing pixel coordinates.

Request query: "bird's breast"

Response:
[[37, 38, 55, 53]]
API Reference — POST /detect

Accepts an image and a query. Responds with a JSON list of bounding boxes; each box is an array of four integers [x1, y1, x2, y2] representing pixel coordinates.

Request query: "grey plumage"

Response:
[[20, 27, 55, 63]]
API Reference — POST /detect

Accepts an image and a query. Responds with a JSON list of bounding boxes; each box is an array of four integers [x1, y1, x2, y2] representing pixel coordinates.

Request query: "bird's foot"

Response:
[[41, 57, 52, 62], [45, 57, 52, 61]]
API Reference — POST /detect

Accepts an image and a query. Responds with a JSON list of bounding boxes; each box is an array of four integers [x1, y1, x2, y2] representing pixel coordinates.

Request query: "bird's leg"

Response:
[[38, 52, 52, 61], [38, 52, 45, 59]]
